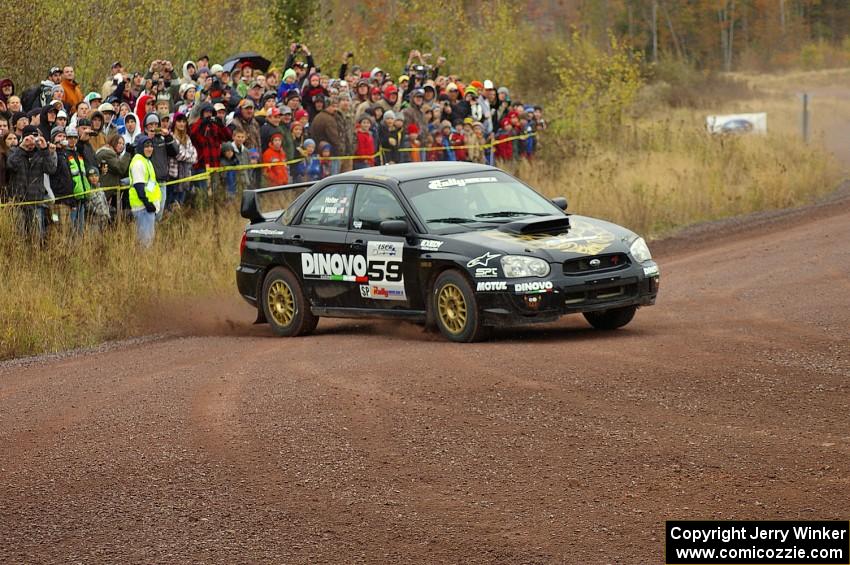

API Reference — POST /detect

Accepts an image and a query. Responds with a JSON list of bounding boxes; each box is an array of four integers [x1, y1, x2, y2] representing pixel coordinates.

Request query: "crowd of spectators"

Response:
[[0, 46, 546, 242]]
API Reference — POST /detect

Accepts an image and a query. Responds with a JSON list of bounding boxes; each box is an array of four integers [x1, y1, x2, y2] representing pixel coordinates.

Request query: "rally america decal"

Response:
[[427, 177, 498, 190], [301, 241, 406, 301]]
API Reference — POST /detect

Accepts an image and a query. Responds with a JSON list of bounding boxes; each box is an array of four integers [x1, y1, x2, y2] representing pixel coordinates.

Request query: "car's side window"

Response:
[[352, 184, 407, 231], [300, 183, 355, 228]]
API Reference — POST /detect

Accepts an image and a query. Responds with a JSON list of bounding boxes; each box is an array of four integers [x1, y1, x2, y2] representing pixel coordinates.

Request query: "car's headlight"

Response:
[[500, 255, 550, 278], [629, 237, 652, 263]]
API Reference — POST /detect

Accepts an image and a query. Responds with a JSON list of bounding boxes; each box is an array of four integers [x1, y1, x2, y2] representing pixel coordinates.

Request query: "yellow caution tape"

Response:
[[0, 132, 536, 209]]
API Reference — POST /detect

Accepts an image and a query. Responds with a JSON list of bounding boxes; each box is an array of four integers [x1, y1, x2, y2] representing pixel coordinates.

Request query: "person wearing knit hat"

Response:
[[20, 124, 40, 139], [277, 68, 299, 100], [261, 130, 289, 186], [84, 91, 103, 110], [127, 134, 159, 246], [50, 126, 65, 142]]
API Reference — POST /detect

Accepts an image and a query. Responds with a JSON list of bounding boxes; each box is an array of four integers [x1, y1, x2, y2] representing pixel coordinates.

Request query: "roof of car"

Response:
[[333, 161, 498, 183]]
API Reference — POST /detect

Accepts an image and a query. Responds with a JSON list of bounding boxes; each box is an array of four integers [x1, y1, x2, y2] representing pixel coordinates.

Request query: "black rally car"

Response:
[[237, 162, 660, 342]]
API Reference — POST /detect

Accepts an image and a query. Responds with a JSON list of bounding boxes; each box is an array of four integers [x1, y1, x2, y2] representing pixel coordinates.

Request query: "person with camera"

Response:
[[48, 126, 73, 220], [284, 43, 315, 80], [337, 51, 356, 83], [100, 62, 128, 104], [7, 125, 58, 240], [189, 103, 231, 195]]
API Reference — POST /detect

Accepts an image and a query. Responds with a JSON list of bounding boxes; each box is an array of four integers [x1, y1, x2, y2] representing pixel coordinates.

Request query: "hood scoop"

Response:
[[497, 215, 571, 235]]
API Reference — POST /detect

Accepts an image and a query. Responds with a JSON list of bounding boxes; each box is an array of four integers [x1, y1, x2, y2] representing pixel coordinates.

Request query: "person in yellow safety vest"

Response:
[[128, 135, 161, 247], [65, 126, 91, 234]]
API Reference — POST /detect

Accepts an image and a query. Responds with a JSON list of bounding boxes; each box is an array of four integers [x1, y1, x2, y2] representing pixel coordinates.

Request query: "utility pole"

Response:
[[801, 93, 810, 144]]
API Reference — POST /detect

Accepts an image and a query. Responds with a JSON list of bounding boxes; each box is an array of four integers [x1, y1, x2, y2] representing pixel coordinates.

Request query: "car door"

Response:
[[346, 183, 420, 310], [294, 182, 359, 308]]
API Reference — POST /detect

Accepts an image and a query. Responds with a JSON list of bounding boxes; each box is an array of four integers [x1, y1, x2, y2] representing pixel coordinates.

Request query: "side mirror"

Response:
[[241, 190, 265, 223], [552, 196, 568, 210], [379, 219, 409, 236]]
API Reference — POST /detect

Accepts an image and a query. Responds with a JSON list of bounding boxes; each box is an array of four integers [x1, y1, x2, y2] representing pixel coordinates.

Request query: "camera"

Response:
[[295, 43, 302, 50], [346, 51, 354, 59], [413, 64, 429, 79]]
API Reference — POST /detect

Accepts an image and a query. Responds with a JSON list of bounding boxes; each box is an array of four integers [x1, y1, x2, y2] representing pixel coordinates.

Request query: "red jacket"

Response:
[[190, 118, 232, 169], [355, 130, 374, 166], [450, 132, 467, 161], [262, 145, 289, 186]]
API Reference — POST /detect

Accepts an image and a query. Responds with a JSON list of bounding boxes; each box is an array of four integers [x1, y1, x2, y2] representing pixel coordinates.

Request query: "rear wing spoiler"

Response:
[[241, 181, 316, 224]]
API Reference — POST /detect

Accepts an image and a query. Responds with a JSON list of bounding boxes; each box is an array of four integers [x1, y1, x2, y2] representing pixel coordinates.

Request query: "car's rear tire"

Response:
[[583, 305, 637, 330], [261, 266, 318, 337], [432, 270, 491, 343]]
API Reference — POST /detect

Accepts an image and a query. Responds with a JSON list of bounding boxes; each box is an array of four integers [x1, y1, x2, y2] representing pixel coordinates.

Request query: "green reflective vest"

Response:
[[67, 151, 90, 200], [128, 154, 161, 212]]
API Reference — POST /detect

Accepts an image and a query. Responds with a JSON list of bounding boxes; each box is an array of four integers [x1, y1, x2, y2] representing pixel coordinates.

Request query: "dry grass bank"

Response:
[[0, 205, 244, 359]]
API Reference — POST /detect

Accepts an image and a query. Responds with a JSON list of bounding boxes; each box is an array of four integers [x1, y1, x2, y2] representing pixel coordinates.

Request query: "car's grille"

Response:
[[563, 253, 630, 275], [563, 283, 638, 306]]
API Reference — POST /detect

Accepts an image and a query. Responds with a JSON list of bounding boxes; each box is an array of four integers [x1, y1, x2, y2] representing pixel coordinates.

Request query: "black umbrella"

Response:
[[221, 52, 271, 73]]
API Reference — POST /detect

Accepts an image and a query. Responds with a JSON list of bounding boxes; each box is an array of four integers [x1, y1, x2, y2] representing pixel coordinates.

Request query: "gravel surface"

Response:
[[1, 194, 849, 564]]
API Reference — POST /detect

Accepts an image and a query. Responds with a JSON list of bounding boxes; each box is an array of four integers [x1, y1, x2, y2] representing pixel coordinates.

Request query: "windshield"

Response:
[[400, 171, 563, 233]]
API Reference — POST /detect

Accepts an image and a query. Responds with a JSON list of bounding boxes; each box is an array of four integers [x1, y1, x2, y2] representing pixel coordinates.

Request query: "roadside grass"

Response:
[[0, 203, 244, 359], [0, 71, 845, 360], [521, 117, 840, 237]]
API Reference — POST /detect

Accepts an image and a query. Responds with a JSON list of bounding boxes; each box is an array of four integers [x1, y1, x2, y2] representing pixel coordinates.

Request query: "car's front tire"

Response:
[[261, 266, 318, 337], [432, 270, 491, 343], [583, 305, 637, 330]]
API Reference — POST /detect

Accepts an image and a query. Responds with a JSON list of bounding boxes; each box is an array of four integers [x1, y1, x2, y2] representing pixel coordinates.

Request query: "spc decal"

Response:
[[467, 251, 501, 268], [427, 177, 498, 190], [359, 285, 371, 298], [514, 281, 555, 294], [420, 239, 444, 251], [476, 281, 508, 291], [485, 217, 616, 255], [366, 241, 406, 300], [643, 264, 659, 277], [474, 267, 498, 278]]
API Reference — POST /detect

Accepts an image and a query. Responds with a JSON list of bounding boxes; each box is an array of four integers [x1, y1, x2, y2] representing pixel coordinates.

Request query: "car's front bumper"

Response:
[[476, 262, 660, 326]]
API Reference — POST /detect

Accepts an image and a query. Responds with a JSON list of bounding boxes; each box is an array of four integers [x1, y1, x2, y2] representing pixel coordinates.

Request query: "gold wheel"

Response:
[[267, 280, 295, 327], [437, 283, 468, 335]]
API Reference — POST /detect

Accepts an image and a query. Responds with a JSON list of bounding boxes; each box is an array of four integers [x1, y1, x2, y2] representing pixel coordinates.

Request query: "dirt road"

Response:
[[2, 192, 849, 564]]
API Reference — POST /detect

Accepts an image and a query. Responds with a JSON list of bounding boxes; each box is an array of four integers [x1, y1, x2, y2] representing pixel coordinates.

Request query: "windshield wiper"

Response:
[[427, 217, 480, 224], [475, 211, 550, 218]]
